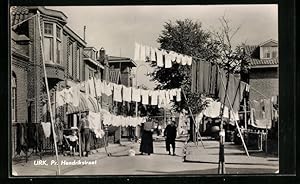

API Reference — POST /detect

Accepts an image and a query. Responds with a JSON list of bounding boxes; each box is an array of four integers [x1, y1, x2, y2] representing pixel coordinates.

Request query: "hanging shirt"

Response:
[[56, 90, 66, 107], [150, 47, 156, 61], [88, 111, 104, 138], [156, 49, 164, 67], [140, 89, 150, 105], [140, 44, 146, 61], [122, 86, 132, 102], [71, 85, 80, 107], [149, 90, 159, 105], [165, 53, 172, 68], [181, 56, 187, 66], [132, 88, 141, 102], [134, 42, 141, 61], [169, 89, 177, 101], [176, 88, 181, 102], [113, 83, 122, 102], [41, 122, 51, 138], [158, 90, 167, 107], [103, 82, 113, 96], [64, 88, 73, 104]]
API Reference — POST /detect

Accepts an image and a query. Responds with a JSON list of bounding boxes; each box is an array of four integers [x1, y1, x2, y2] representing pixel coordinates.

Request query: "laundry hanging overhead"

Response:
[[133, 42, 193, 68]]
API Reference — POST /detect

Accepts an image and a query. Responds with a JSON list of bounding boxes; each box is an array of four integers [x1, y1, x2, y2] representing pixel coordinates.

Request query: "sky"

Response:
[[48, 5, 278, 89]]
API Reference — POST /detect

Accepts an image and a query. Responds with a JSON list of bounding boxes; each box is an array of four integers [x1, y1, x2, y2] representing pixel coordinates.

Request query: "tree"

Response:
[[150, 19, 220, 114], [210, 15, 250, 75]]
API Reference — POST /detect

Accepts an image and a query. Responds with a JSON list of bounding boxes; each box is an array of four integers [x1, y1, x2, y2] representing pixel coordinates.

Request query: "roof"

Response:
[[108, 56, 137, 67], [10, 6, 30, 27], [109, 69, 121, 84], [244, 41, 278, 68]]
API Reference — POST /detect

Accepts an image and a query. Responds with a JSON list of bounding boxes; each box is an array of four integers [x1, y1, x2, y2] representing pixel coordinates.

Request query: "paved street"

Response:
[[12, 136, 278, 176]]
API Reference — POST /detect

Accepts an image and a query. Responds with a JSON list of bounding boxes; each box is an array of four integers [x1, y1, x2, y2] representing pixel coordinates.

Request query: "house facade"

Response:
[[245, 39, 279, 101]]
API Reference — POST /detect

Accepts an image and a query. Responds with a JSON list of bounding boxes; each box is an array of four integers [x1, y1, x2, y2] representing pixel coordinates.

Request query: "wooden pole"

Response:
[[37, 11, 60, 175], [218, 66, 249, 157], [244, 98, 247, 130]]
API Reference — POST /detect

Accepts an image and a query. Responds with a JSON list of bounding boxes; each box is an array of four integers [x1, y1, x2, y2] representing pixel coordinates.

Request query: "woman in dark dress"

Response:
[[139, 118, 154, 155]]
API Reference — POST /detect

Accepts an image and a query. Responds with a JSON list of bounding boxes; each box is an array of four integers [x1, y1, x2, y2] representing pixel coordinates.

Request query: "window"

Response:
[[11, 73, 16, 122], [44, 23, 53, 35], [272, 51, 277, 58], [76, 47, 80, 79], [44, 37, 54, 62], [43, 22, 63, 64], [68, 41, 73, 77], [56, 26, 61, 39], [56, 40, 62, 64]]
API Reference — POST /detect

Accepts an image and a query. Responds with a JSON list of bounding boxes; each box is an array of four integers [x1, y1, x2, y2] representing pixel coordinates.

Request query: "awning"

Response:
[[66, 93, 100, 114]]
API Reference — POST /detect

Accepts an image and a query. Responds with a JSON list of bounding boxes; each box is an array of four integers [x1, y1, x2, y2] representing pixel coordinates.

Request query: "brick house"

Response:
[[244, 39, 279, 101], [10, 6, 109, 156]]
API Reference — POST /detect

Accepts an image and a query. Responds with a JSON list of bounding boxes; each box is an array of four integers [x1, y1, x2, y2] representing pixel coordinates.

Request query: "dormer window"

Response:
[[261, 46, 278, 59]]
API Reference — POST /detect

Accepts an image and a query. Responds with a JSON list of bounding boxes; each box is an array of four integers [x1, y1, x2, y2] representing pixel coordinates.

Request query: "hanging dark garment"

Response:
[[191, 61, 197, 93], [203, 61, 211, 94], [209, 64, 218, 95], [16, 123, 28, 155]]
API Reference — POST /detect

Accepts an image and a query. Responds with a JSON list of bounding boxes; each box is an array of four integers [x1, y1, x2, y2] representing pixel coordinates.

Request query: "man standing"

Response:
[[164, 120, 177, 156], [79, 112, 90, 157]]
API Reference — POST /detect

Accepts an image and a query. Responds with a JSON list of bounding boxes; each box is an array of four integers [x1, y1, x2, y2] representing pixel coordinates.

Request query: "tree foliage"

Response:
[[150, 19, 220, 114]]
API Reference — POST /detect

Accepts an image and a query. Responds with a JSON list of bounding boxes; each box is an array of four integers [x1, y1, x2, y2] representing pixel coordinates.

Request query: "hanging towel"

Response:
[[140, 44, 146, 61], [176, 88, 181, 102], [145, 45, 151, 59], [181, 55, 187, 65], [165, 53, 172, 68], [123, 86, 132, 102], [64, 88, 74, 104], [41, 122, 51, 138], [156, 49, 164, 67], [165, 90, 171, 105], [132, 88, 141, 102], [95, 79, 102, 97], [113, 83, 122, 102], [134, 42, 141, 61], [140, 89, 150, 105], [187, 56, 193, 66], [149, 90, 159, 105], [150, 47, 156, 61], [176, 54, 182, 64]]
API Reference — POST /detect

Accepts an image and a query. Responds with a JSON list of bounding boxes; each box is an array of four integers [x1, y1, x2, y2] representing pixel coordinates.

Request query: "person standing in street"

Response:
[[164, 120, 177, 156], [79, 112, 90, 157], [139, 117, 154, 155], [54, 117, 64, 154]]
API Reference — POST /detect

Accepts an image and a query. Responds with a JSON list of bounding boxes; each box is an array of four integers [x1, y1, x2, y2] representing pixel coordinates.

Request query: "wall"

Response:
[[249, 67, 278, 101]]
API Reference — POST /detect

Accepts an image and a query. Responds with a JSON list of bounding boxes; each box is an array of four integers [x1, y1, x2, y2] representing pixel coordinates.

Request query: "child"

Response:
[[128, 146, 136, 157], [64, 127, 78, 156]]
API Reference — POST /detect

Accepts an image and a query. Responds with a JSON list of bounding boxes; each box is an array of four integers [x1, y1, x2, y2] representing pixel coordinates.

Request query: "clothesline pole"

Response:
[[181, 88, 205, 149], [37, 11, 60, 175], [244, 98, 247, 130], [216, 65, 230, 175], [218, 66, 250, 157]]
